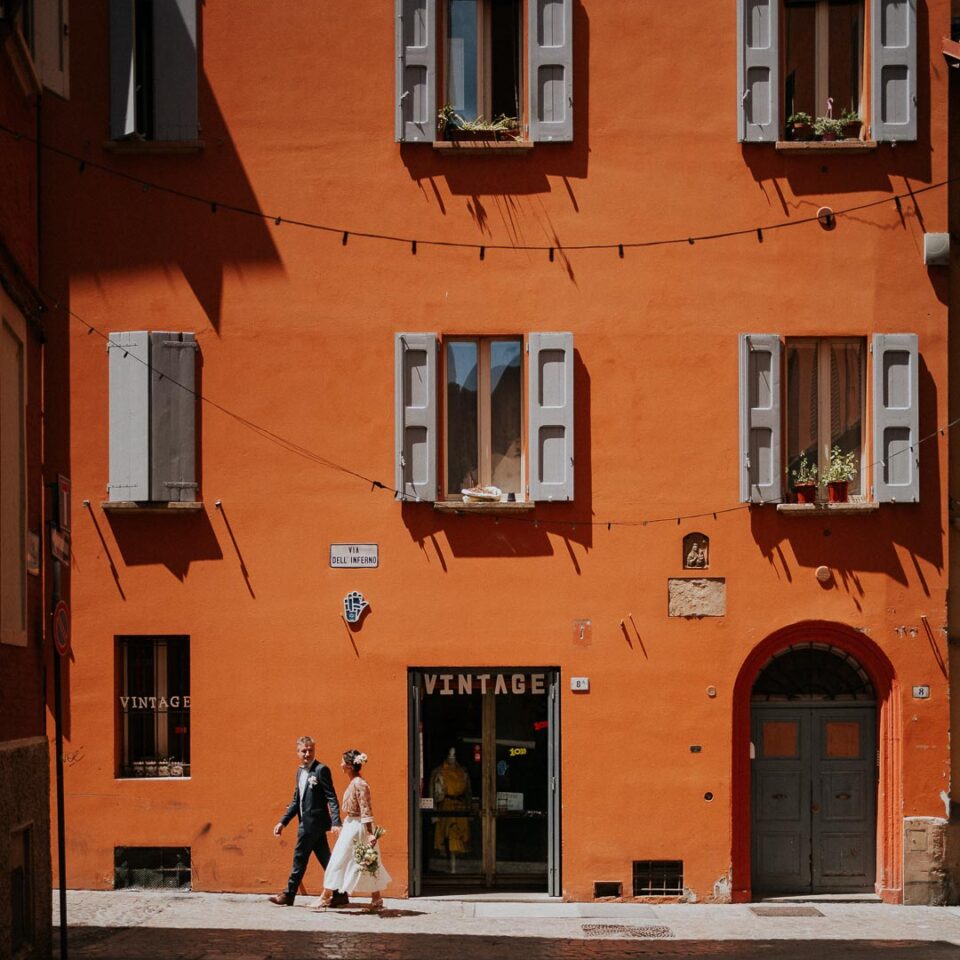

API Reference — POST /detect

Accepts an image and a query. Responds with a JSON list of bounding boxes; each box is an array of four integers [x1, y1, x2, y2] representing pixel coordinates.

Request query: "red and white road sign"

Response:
[[52, 601, 70, 657]]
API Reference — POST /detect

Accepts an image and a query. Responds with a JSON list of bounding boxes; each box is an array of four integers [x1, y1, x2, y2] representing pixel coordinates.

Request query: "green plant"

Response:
[[821, 445, 857, 484], [814, 115, 845, 139], [787, 111, 813, 126], [839, 108, 861, 125], [789, 453, 818, 486], [437, 104, 519, 134]]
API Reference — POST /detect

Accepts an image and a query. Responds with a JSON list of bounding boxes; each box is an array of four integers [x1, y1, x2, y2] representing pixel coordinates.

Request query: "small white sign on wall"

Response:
[[330, 543, 379, 568], [570, 677, 590, 692], [912, 685, 931, 699]]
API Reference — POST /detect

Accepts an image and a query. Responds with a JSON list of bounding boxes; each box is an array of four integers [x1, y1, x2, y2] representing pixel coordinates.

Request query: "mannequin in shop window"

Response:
[[431, 747, 472, 865]]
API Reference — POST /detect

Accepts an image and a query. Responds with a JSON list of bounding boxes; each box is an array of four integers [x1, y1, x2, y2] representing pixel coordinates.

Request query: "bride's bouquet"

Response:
[[352, 826, 386, 876]]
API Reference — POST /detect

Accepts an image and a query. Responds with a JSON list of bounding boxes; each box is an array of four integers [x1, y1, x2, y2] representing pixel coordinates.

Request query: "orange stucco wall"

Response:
[[40, 1, 951, 901]]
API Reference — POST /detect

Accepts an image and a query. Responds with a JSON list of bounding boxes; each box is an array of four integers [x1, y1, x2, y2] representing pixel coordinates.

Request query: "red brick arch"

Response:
[[730, 621, 902, 902]]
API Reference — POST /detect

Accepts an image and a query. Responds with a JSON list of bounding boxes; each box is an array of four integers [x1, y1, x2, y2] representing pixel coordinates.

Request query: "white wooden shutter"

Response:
[[109, 0, 136, 139], [528, 0, 573, 142], [739, 334, 782, 503], [34, 0, 69, 98], [871, 0, 917, 142], [872, 334, 919, 503], [396, 0, 437, 143], [150, 332, 198, 502], [737, 0, 779, 142], [153, 0, 198, 141], [108, 331, 150, 501], [528, 332, 574, 502], [395, 333, 438, 502]]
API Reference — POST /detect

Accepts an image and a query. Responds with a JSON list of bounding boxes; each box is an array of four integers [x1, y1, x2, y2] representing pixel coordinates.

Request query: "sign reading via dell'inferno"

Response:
[[330, 543, 379, 568]]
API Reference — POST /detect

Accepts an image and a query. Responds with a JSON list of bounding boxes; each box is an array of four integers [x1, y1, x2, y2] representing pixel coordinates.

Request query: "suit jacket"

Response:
[[281, 759, 341, 835]]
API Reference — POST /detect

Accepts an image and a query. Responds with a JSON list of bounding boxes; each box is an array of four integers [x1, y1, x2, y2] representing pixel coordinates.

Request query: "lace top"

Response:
[[341, 776, 374, 824]]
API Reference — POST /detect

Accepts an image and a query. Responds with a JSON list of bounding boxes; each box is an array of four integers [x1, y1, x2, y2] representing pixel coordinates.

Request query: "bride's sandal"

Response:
[[314, 893, 334, 912], [367, 896, 384, 913]]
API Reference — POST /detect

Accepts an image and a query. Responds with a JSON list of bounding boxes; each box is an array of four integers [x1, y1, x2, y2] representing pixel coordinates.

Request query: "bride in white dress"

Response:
[[318, 749, 391, 912]]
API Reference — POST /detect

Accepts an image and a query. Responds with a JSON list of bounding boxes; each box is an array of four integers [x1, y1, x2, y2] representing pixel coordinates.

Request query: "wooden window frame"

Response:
[[441, 335, 525, 501], [785, 336, 866, 497]]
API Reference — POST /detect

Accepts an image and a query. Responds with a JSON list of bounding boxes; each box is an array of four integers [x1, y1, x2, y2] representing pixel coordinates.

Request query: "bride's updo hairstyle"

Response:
[[343, 749, 368, 772]]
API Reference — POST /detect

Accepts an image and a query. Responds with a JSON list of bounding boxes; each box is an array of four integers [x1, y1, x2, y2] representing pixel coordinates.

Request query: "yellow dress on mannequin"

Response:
[[432, 749, 472, 855]]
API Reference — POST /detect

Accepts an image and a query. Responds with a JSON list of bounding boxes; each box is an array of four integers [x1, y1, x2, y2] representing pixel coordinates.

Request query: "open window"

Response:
[[395, 332, 574, 503], [739, 333, 919, 504], [110, 0, 198, 141], [395, 0, 573, 143], [737, 0, 917, 143]]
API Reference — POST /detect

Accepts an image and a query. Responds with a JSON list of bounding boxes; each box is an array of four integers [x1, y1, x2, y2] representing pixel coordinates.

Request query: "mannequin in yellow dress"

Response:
[[431, 747, 472, 862]]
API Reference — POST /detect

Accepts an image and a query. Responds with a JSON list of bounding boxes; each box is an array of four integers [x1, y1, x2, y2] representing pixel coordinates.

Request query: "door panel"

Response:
[[752, 705, 876, 895]]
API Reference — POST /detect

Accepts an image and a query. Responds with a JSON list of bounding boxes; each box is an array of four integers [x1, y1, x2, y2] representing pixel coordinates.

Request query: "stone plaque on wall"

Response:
[[668, 578, 726, 618]]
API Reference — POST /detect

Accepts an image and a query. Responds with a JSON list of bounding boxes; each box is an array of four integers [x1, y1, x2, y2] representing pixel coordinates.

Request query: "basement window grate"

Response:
[[632, 860, 683, 896], [593, 881, 622, 898], [115, 847, 191, 889]]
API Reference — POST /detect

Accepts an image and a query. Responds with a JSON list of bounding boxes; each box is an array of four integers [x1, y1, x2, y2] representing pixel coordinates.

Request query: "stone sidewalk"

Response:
[[53, 889, 960, 943]]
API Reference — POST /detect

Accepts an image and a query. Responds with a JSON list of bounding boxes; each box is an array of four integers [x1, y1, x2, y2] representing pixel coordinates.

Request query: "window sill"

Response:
[[775, 140, 878, 154], [433, 500, 535, 516], [101, 500, 204, 514], [776, 502, 879, 517], [102, 139, 205, 155], [433, 139, 534, 155]]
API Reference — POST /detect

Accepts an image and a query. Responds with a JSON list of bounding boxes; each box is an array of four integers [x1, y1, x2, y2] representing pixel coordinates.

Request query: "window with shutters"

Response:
[[737, 0, 917, 144], [396, 0, 573, 144], [739, 333, 918, 504], [396, 332, 574, 504], [12, 0, 69, 97], [1, 311, 27, 648], [110, 0, 198, 142], [118, 636, 190, 778], [107, 331, 198, 504]]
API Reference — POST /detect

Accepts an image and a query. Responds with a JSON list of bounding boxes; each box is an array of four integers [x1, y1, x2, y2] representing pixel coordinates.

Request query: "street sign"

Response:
[[330, 543, 379, 568], [51, 527, 70, 564], [52, 601, 70, 657]]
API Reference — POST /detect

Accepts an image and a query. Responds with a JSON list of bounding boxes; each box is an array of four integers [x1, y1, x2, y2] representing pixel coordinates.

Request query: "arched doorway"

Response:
[[751, 643, 877, 895], [730, 622, 901, 902]]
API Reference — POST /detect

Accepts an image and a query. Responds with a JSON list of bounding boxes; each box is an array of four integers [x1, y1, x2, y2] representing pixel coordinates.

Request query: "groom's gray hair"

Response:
[[296, 735, 315, 747]]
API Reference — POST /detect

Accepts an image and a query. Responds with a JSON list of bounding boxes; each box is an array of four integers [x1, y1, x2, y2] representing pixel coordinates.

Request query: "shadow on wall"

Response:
[[401, 351, 593, 560], [105, 511, 223, 580], [750, 358, 943, 597], [399, 0, 590, 223]]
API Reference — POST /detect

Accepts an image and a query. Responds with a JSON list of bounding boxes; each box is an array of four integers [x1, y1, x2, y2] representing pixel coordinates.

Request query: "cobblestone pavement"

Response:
[[51, 890, 960, 959]]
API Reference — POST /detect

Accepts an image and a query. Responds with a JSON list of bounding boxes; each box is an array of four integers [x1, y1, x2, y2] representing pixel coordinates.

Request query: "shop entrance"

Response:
[[751, 645, 877, 895], [408, 669, 560, 895]]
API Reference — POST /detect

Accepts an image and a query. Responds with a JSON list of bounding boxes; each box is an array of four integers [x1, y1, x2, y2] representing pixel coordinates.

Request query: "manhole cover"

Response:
[[582, 924, 674, 939], [750, 905, 824, 917]]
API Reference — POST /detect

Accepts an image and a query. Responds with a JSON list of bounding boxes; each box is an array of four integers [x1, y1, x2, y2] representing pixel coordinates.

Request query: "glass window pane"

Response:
[[489, 340, 522, 495], [784, 1, 817, 119], [787, 341, 819, 481], [829, 340, 864, 495], [827, 1, 863, 117], [490, 0, 521, 120], [447, 341, 479, 494], [447, 0, 479, 120]]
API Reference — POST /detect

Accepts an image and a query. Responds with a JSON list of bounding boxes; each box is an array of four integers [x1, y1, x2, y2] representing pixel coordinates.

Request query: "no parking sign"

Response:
[[52, 601, 70, 657]]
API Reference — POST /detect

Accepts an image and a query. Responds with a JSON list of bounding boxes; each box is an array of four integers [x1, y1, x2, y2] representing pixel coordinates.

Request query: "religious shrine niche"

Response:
[[683, 532, 709, 569]]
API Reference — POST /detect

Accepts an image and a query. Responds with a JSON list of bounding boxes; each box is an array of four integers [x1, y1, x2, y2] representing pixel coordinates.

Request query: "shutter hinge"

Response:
[[551, 776, 556, 791], [163, 481, 198, 489]]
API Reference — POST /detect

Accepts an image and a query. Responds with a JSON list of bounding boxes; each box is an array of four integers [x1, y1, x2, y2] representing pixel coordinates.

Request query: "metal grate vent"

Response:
[[592, 881, 622, 898], [583, 924, 674, 939], [632, 860, 683, 896], [115, 847, 191, 889]]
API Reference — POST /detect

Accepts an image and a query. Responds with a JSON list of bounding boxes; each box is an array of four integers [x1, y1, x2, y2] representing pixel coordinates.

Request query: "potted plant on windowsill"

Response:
[[839, 109, 863, 141], [821, 445, 857, 503], [438, 104, 521, 142], [786, 111, 814, 141], [814, 115, 845, 142], [789, 453, 818, 504]]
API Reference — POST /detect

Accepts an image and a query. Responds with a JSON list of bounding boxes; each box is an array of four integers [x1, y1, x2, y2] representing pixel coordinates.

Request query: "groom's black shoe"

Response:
[[329, 891, 350, 907], [269, 893, 294, 906]]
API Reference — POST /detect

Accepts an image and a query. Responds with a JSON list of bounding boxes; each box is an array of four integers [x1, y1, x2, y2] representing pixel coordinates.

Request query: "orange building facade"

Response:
[[35, 0, 955, 904]]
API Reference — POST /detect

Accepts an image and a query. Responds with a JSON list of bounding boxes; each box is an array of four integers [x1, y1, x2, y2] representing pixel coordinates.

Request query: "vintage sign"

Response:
[[423, 673, 547, 696], [119, 695, 191, 709], [330, 543, 379, 568]]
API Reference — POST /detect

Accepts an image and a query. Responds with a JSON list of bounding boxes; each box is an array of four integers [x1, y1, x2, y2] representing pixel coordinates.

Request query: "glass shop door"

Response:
[[408, 669, 560, 895]]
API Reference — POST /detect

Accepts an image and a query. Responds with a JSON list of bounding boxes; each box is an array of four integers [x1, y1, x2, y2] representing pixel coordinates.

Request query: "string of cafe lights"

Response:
[[50, 297, 955, 533], [0, 120, 954, 257]]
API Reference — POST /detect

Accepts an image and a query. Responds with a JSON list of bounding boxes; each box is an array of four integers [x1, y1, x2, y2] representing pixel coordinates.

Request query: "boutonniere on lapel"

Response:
[[308, 775, 319, 788]]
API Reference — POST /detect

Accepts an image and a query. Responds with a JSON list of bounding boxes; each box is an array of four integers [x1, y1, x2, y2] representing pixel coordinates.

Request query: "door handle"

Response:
[[835, 792, 851, 801], [771, 793, 787, 800], [811, 803, 821, 813]]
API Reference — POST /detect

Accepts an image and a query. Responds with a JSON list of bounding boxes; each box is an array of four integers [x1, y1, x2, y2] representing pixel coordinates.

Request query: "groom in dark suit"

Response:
[[269, 735, 348, 906]]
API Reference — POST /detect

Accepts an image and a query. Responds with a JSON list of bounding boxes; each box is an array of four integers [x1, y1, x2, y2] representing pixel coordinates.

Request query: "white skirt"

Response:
[[324, 817, 392, 894]]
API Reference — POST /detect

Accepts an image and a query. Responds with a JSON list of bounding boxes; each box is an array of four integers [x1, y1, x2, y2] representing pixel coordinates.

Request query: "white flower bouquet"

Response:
[[352, 826, 386, 877]]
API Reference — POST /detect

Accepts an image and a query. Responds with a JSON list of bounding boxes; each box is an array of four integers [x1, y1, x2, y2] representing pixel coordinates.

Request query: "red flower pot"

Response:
[[827, 481, 849, 503], [794, 483, 818, 504]]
